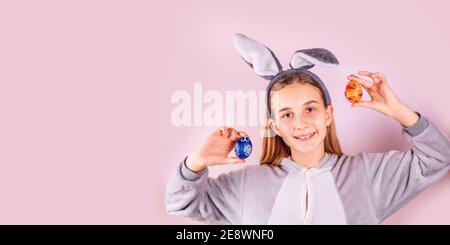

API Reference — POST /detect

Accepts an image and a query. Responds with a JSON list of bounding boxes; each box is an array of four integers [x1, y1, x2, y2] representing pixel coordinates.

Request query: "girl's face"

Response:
[[269, 83, 333, 156]]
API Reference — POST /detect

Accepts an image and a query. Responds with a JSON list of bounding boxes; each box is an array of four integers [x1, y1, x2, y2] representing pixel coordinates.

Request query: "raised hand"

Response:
[[185, 127, 249, 172], [348, 71, 419, 127]]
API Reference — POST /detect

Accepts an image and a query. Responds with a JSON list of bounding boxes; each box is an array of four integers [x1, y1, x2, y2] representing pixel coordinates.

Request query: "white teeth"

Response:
[[295, 132, 315, 141]]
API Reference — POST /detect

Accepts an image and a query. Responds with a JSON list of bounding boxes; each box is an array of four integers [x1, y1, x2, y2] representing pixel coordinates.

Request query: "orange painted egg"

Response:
[[345, 80, 363, 103]]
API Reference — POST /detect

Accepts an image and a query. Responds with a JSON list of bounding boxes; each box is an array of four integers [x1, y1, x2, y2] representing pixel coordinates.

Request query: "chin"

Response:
[[292, 146, 319, 155], [288, 139, 323, 155]]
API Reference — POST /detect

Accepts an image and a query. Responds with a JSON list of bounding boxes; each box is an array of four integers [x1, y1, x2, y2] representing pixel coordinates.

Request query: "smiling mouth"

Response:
[[293, 132, 316, 142]]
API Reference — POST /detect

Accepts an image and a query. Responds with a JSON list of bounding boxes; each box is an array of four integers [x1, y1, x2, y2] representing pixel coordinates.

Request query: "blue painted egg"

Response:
[[234, 137, 253, 159]]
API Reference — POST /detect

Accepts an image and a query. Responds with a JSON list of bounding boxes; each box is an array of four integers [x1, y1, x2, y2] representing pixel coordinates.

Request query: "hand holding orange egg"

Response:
[[345, 71, 409, 121]]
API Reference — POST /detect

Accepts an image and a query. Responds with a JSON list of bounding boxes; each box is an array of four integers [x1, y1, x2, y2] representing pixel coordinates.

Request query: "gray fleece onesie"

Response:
[[165, 115, 450, 224]]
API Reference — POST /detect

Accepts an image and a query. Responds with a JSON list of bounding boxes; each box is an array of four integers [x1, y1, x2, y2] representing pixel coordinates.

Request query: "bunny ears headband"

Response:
[[233, 33, 339, 118]]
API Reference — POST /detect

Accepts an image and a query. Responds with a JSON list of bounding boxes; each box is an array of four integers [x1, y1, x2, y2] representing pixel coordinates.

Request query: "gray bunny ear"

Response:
[[290, 48, 339, 69], [233, 33, 282, 80]]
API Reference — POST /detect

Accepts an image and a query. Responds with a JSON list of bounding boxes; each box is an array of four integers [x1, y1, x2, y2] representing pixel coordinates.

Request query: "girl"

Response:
[[165, 34, 450, 224]]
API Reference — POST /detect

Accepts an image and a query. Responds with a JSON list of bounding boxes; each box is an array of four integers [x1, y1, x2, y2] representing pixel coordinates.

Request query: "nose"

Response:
[[293, 114, 308, 130]]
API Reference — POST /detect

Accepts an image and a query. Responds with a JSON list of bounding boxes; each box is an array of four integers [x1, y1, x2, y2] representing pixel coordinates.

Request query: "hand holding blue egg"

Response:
[[234, 137, 253, 159]]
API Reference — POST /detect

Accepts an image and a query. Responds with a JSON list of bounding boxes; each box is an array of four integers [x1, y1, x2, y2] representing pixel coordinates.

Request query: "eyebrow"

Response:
[[278, 100, 320, 113]]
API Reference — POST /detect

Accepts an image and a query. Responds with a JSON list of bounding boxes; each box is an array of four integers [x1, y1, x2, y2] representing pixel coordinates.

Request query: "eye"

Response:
[[282, 112, 293, 118], [306, 107, 315, 113]]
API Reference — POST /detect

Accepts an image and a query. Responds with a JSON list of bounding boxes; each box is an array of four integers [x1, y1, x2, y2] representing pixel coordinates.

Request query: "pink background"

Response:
[[1, 0, 449, 224]]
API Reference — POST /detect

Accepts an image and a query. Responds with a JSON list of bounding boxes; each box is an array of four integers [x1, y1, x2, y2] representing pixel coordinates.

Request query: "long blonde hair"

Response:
[[260, 73, 343, 166]]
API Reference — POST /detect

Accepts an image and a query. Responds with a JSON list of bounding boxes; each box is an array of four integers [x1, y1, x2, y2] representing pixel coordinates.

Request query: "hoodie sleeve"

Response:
[[165, 157, 245, 224], [361, 113, 450, 221]]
